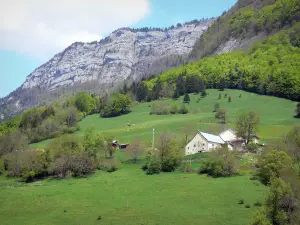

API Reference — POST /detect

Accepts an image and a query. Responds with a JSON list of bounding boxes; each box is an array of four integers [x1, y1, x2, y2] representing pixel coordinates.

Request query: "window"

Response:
[[202, 143, 205, 146], [194, 144, 196, 147]]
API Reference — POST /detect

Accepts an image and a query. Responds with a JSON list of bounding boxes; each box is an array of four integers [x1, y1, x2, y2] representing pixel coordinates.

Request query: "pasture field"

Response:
[[0, 162, 267, 225], [2, 89, 295, 224], [31, 89, 299, 149]]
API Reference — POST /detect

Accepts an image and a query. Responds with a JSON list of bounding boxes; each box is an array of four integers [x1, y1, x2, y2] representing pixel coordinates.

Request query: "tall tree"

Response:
[[235, 111, 260, 144]]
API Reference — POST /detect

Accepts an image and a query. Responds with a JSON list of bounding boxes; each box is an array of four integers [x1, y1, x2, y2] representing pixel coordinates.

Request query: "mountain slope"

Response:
[[189, 0, 300, 60], [0, 19, 213, 120]]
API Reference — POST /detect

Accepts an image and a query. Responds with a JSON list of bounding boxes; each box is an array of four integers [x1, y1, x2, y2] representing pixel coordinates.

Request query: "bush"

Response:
[[146, 157, 161, 175], [246, 143, 258, 153], [253, 201, 262, 207], [178, 104, 188, 114], [255, 150, 292, 185], [4, 150, 49, 181], [170, 104, 178, 114], [97, 159, 120, 173], [199, 147, 240, 177], [48, 154, 94, 178], [245, 204, 251, 208]]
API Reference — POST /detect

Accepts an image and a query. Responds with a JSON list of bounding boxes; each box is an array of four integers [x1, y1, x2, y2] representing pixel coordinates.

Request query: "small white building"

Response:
[[185, 132, 225, 155]]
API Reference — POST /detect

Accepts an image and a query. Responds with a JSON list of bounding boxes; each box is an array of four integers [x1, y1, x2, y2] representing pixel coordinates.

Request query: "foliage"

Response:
[[157, 132, 183, 172], [235, 111, 260, 144], [250, 178, 292, 225], [146, 157, 162, 175], [255, 150, 292, 185], [125, 137, 144, 163], [100, 93, 132, 117], [213, 103, 220, 112], [143, 22, 300, 102], [183, 94, 190, 103], [74, 92, 96, 115], [0, 130, 28, 157], [178, 104, 189, 114], [215, 108, 227, 124], [150, 102, 188, 115], [48, 154, 94, 178], [199, 147, 240, 177], [247, 142, 259, 153], [4, 149, 50, 182]]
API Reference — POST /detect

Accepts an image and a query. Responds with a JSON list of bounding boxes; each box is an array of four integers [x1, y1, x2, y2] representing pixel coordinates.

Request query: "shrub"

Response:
[[247, 143, 258, 153], [199, 147, 240, 177], [48, 154, 94, 178], [255, 150, 292, 185], [254, 201, 262, 207], [178, 104, 188, 114], [170, 104, 178, 114], [97, 159, 120, 173], [146, 157, 161, 175], [5, 150, 49, 181], [245, 204, 251, 208]]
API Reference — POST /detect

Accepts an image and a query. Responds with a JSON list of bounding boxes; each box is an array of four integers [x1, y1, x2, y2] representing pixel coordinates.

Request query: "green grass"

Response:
[[0, 163, 267, 225], [32, 89, 299, 149]]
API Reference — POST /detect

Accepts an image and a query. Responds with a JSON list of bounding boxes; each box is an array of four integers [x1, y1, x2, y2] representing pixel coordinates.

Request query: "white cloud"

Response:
[[0, 0, 150, 61]]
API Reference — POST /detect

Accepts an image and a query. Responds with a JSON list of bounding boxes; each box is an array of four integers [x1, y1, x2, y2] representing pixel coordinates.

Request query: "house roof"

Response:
[[199, 132, 225, 144]]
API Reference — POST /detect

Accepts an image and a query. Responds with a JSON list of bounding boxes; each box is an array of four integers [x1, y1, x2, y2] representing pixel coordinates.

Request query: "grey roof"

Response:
[[199, 132, 225, 144]]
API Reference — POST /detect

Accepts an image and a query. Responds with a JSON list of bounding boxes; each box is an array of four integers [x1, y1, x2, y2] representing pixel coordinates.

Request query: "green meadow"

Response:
[[0, 162, 267, 225], [32, 89, 299, 149], [1, 89, 299, 225]]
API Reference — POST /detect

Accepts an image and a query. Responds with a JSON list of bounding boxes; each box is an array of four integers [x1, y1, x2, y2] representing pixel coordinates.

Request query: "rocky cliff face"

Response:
[[22, 20, 213, 91], [0, 19, 214, 119]]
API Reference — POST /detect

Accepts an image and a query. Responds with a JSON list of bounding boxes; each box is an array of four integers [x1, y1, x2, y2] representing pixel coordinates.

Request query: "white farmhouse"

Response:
[[185, 128, 260, 155], [185, 132, 225, 155]]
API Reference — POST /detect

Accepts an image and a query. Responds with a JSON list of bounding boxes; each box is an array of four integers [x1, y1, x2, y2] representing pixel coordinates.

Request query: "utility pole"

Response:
[[152, 128, 155, 149]]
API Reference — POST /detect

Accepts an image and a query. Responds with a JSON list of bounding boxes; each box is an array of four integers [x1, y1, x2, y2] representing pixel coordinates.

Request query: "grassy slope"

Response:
[[0, 163, 267, 225], [32, 89, 299, 149]]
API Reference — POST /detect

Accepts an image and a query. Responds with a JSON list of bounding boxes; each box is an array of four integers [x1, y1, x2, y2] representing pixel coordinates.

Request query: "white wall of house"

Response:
[[219, 129, 237, 142], [185, 133, 208, 155], [185, 133, 223, 155]]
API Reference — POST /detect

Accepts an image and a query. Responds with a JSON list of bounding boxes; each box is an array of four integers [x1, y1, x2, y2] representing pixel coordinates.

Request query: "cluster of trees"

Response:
[[190, 0, 300, 60], [249, 126, 300, 225], [143, 22, 300, 102], [100, 93, 132, 117], [1, 128, 118, 182], [150, 102, 188, 115], [142, 132, 183, 175]]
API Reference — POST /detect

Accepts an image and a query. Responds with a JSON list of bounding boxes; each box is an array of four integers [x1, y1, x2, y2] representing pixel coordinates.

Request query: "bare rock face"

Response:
[[0, 19, 214, 119], [22, 20, 213, 91]]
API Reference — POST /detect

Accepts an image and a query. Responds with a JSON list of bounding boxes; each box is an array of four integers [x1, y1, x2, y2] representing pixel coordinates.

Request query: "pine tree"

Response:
[[183, 94, 190, 103], [228, 96, 232, 102], [201, 89, 207, 98]]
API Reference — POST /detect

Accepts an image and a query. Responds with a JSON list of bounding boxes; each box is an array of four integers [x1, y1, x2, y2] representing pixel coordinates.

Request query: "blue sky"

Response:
[[0, 0, 237, 98]]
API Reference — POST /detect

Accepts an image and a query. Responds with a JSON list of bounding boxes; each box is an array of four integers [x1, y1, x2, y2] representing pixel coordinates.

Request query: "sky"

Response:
[[0, 0, 237, 98]]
